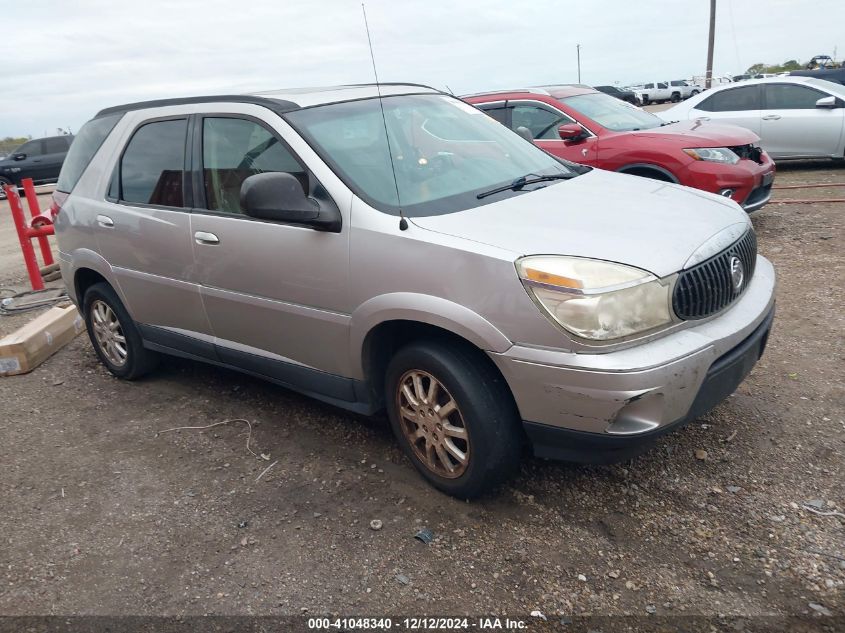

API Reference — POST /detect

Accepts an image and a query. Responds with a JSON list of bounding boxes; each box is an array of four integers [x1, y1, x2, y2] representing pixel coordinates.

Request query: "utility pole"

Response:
[[705, 0, 716, 89], [576, 44, 581, 83]]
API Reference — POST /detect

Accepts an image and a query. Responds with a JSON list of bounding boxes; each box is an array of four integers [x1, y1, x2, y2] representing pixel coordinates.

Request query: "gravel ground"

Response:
[[0, 166, 842, 627]]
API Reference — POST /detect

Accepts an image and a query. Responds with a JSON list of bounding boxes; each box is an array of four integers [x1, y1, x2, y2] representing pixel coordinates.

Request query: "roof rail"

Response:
[[460, 87, 550, 98]]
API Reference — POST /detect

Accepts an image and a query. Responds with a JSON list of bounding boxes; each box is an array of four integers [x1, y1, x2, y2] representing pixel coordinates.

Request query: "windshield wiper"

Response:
[[476, 173, 575, 199]]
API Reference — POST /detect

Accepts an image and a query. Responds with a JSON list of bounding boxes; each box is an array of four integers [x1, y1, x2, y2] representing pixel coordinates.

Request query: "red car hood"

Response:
[[624, 120, 760, 146]]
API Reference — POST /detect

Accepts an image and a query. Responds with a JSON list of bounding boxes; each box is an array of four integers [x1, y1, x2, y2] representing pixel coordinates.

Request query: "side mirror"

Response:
[[558, 123, 586, 141], [815, 95, 840, 108], [240, 172, 340, 232], [12, 153, 26, 161]]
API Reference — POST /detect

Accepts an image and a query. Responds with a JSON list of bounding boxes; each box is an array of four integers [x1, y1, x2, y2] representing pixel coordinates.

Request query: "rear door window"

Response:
[[764, 84, 825, 109], [57, 114, 121, 193], [119, 119, 187, 207], [201, 117, 306, 214], [44, 137, 70, 154], [697, 86, 761, 111]]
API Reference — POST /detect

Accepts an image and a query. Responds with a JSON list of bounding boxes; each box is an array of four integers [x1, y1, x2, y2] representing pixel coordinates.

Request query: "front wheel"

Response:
[[385, 340, 522, 498], [0, 177, 14, 199]]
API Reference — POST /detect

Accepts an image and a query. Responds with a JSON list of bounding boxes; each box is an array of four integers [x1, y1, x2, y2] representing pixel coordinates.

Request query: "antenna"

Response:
[[362, 3, 407, 230]]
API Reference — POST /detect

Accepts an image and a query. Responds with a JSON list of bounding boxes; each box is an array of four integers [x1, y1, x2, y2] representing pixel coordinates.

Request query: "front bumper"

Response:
[[681, 153, 775, 213], [489, 255, 776, 462]]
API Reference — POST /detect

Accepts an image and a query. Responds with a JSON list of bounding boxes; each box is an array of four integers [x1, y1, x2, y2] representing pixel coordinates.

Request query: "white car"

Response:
[[659, 76, 845, 160]]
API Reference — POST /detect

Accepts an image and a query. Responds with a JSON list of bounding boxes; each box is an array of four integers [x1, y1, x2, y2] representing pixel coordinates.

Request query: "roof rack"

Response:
[[460, 87, 551, 98]]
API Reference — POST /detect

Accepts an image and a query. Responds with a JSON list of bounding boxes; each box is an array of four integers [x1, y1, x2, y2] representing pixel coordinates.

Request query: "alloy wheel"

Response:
[[396, 369, 470, 479], [90, 299, 128, 367]]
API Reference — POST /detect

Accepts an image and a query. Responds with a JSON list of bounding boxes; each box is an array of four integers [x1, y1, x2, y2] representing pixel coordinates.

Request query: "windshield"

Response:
[[285, 93, 572, 216], [563, 93, 665, 132]]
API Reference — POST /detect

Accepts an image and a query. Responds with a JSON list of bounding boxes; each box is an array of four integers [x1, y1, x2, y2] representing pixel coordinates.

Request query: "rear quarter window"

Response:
[[56, 114, 122, 193]]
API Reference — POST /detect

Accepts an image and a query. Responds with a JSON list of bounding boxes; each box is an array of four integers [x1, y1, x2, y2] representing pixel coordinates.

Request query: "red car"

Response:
[[464, 85, 775, 212]]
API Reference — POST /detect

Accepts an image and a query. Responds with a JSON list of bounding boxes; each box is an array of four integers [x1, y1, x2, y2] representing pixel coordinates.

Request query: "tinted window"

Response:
[[202, 117, 305, 214], [765, 84, 825, 109], [511, 104, 574, 140], [657, 83, 668, 89], [16, 140, 43, 157], [697, 86, 761, 112], [644, 83, 655, 89], [120, 119, 186, 207], [58, 115, 121, 193], [477, 105, 509, 125], [44, 137, 70, 154]]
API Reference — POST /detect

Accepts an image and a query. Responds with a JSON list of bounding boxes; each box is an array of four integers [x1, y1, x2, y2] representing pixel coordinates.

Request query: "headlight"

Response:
[[683, 147, 740, 164], [516, 256, 673, 341]]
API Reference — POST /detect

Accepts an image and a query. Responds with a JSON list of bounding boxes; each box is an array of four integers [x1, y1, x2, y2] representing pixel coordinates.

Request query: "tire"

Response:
[[82, 282, 158, 379], [0, 176, 13, 199], [671, 92, 681, 103], [384, 340, 522, 498], [641, 95, 650, 106], [691, 89, 700, 96]]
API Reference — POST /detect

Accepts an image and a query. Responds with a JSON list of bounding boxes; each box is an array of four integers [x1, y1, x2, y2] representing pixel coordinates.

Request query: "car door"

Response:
[[760, 83, 845, 158], [93, 115, 214, 354], [41, 136, 72, 183], [687, 84, 763, 137], [189, 111, 352, 380], [9, 139, 49, 182], [509, 102, 599, 165]]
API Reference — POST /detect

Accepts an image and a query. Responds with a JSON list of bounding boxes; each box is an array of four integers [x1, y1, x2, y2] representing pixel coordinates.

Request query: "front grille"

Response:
[[673, 230, 757, 320], [728, 144, 764, 164]]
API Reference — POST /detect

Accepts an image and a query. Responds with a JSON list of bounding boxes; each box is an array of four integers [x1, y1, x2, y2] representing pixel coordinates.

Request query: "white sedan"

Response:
[[658, 76, 845, 160]]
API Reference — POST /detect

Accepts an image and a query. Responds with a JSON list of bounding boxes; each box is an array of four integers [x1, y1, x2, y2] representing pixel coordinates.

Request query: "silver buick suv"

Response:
[[53, 83, 776, 498]]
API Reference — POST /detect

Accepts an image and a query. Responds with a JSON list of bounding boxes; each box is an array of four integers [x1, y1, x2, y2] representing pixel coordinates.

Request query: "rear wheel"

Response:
[[83, 282, 158, 379], [671, 92, 681, 102], [385, 340, 522, 498]]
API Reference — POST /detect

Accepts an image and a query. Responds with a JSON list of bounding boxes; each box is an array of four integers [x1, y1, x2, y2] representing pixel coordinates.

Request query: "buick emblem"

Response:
[[729, 256, 744, 292]]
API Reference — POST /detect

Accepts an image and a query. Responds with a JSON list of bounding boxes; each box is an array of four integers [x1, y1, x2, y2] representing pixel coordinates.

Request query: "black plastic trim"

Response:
[[523, 305, 775, 464], [138, 324, 376, 415], [95, 95, 300, 119]]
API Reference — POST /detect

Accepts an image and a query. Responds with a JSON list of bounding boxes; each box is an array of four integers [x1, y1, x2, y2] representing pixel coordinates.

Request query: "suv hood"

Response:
[[628, 120, 760, 146], [410, 169, 750, 278]]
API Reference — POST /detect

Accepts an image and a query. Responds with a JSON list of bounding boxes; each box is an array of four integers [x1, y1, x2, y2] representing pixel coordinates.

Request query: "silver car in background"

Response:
[[53, 84, 776, 498], [660, 76, 845, 160]]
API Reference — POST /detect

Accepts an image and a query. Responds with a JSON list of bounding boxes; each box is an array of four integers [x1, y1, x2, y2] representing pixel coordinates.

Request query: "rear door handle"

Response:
[[694, 116, 710, 121], [96, 214, 114, 228], [194, 231, 219, 245], [762, 114, 781, 120]]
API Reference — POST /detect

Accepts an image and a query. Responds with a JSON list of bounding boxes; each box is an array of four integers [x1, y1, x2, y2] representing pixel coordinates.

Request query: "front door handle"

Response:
[[194, 231, 219, 245], [96, 214, 114, 228], [694, 116, 710, 122], [762, 114, 781, 120]]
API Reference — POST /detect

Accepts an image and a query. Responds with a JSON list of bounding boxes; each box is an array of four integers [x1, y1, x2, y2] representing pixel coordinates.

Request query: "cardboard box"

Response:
[[0, 304, 84, 376]]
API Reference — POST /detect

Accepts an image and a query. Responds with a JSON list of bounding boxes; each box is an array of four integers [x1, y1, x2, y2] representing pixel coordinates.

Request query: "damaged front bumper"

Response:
[[489, 256, 776, 463]]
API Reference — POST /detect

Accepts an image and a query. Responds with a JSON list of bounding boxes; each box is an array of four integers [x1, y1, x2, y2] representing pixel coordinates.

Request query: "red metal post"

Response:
[[22, 178, 54, 266], [3, 185, 45, 290]]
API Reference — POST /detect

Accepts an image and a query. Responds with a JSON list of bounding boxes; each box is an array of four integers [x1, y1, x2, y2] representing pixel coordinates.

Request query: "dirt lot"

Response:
[[0, 167, 842, 626]]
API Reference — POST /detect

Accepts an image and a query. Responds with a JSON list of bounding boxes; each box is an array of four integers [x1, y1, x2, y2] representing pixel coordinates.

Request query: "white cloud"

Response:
[[0, 0, 842, 136]]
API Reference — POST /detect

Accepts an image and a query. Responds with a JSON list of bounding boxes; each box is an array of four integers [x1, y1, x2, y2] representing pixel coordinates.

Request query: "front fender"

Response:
[[348, 292, 513, 379]]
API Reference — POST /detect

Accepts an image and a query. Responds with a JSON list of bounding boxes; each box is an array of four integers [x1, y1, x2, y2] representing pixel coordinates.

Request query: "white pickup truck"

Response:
[[669, 80, 702, 99], [631, 82, 673, 105]]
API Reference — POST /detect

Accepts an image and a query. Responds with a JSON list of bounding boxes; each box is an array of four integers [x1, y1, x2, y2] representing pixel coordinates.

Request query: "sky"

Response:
[[1, 0, 842, 138]]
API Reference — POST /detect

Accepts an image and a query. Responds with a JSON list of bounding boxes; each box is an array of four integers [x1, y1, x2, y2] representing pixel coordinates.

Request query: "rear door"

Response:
[[688, 84, 763, 137], [41, 136, 72, 183], [760, 83, 845, 158], [93, 115, 214, 354]]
